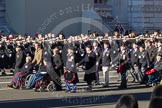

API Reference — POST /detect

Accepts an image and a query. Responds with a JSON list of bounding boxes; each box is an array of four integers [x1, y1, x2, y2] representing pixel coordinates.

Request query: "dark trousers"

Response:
[[148, 75, 161, 83], [53, 78, 62, 90], [95, 65, 100, 83], [120, 67, 127, 87], [141, 67, 148, 83], [130, 65, 142, 82]]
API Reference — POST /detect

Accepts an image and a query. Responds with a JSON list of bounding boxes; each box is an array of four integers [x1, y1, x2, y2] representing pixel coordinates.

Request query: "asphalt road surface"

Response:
[[0, 81, 154, 108]]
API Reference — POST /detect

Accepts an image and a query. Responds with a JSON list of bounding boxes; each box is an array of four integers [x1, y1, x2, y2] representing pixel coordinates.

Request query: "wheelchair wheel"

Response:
[[24, 74, 32, 88], [19, 76, 26, 90], [12, 83, 18, 89], [47, 83, 56, 92], [12, 78, 22, 89], [160, 80, 162, 85]]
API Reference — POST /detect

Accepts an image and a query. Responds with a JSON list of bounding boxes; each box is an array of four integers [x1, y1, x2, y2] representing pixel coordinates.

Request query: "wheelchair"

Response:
[[24, 71, 56, 92], [12, 72, 32, 89], [146, 70, 162, 87]]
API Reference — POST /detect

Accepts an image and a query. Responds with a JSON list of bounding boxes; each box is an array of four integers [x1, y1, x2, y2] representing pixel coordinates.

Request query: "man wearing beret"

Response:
[[65, 47, 79, 93]]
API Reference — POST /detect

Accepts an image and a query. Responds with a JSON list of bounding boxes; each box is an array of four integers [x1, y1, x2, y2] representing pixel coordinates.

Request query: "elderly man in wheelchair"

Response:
[[26, 58, 56, 92], [7, 56, 33, 89], [146, 54, 162, 87]]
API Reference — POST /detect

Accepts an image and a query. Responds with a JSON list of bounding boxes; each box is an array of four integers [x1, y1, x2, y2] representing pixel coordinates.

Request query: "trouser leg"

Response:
[[134, 66, 140, 82], [95, 65, 100, 83], [120, 69, 127, 88], [71, 83, 76, 92], [102, 66, 109, 86], [65, 82, 70, 91], [140, 67, 146, 83]]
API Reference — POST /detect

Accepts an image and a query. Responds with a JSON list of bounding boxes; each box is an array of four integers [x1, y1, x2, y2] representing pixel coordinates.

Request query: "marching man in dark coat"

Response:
[[15, 45, 26, 73], [77, 45, 97, 91], [145, 40, 157, 64], [65, 47, 79, 93], [92, 41, 102, 85], [52, 48, 64, 91], [111, 43, 130, 89], [130, 43, 141, 82], [138, 45, 150, 84], [0, 43, 6, 75], [5, 41, 16, 73]]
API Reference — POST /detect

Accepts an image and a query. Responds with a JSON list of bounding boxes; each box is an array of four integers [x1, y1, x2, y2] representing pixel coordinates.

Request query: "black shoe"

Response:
[[56, 88, 62, 91], [10, 69, 14, 73], [1, 72, 6, 76], [118, 85, 127, 89], [86, 87, 92, 92], [140, 81, 145, 84]]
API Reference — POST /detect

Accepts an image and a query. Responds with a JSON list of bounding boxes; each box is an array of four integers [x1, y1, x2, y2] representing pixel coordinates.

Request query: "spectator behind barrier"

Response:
[[150, 85, 162, 99], [115, 95, 138, 108], [149, 97, 162, 108]]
